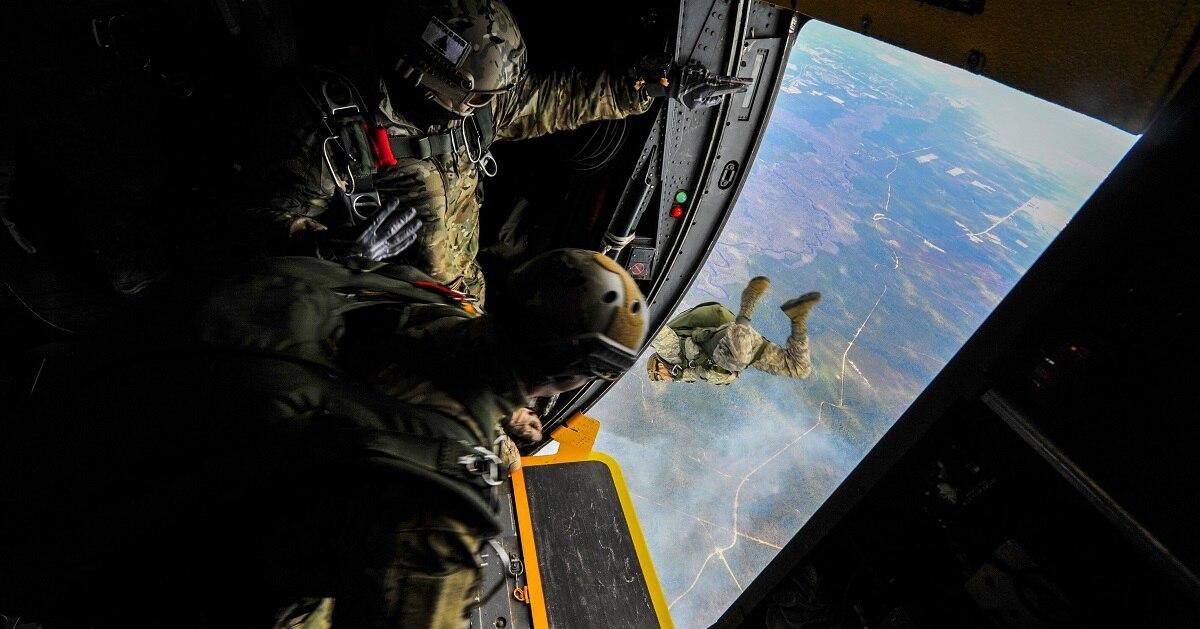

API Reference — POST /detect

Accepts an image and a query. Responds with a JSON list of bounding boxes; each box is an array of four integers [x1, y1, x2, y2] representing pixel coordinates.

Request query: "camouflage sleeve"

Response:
[[257, 129, 337, 221], [228, 84, 340, 255], [492, 68, 653, 142], [750, 330, 813, 379]]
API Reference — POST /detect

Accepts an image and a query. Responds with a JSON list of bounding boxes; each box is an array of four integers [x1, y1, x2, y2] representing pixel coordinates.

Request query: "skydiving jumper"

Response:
[[646, 276, 821, 385]]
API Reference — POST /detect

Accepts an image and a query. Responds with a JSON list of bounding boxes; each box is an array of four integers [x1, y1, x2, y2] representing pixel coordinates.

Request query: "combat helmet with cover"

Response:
[[385, 0, 528, 116], [498, 249, 649, 391]]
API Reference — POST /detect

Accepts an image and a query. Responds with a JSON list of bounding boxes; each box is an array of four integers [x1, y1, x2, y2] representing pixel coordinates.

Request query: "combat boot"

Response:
[[780, 291, 821, 333], [736, 276, 771, 324]]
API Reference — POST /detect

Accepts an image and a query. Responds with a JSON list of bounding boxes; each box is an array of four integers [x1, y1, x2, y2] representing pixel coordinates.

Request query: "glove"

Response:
[[503, 407, 544, 444], [347, 198, 422, 262], [317, 197, 422, 264], [635, 56, 752, 109]]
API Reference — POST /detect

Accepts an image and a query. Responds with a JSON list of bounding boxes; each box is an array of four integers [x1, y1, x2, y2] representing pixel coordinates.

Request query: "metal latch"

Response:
[[459, 446, 505, 486]]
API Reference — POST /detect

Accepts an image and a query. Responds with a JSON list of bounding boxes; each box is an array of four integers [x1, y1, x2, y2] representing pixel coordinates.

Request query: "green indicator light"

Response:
[[674, 190, 689, 204]]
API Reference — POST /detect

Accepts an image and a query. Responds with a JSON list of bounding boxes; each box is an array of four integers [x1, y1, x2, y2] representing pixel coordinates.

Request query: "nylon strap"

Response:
[[385, 103, 496, 160], [387, 132, 458, 160], [355, 429, 495, 487], [475, 103, 495, 149]]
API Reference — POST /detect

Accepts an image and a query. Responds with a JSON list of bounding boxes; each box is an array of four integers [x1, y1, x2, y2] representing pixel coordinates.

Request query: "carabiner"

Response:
[[458, 446, 505, 487], [462, 118, 484, 164], [321, 136, 354, 192]]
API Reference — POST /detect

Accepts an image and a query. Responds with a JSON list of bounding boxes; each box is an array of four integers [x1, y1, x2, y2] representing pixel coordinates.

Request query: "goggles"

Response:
[[534, 333, 639, 381], [421, 71, 520, 116]]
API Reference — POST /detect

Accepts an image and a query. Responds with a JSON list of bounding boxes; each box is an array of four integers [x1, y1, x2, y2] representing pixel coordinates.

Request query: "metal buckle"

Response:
[[460, 116, 498, 177], [462, 117, 484, 164], [346, 190, 382, 223], [478, 151, 498, 177], [458, 446, 504, 486], [488, 539, 524, 578], [670, 364, 685, 378], [320, 79, 361, 118]]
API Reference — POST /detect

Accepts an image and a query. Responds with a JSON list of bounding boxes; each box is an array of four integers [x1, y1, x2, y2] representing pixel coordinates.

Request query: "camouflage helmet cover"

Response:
[[503, 249, 648, 381], [393, 0, 528, 114]]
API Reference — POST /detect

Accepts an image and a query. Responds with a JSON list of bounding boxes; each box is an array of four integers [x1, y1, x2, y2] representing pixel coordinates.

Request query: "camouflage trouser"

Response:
[[275, 512, 482, 629]]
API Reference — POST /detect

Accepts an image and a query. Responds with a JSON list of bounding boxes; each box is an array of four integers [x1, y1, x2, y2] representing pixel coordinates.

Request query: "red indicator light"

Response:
[[670, 205, 684, 219]]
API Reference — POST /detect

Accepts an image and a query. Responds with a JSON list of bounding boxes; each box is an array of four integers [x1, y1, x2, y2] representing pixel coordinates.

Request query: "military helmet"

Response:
[[388, 0, 528, 116], [501, 249, 648, 382]]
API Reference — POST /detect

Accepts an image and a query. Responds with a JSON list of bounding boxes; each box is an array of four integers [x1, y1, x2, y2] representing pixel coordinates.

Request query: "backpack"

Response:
[[197, 256, 472, 370], [664, 302, 766, 374], [193, 257, 502, 532], [665, 302, 735, 365]]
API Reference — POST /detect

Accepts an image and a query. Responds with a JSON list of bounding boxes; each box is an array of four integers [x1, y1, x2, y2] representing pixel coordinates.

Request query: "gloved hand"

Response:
[[347, 198, 422, 262], [317, 197, 422, 264], [503, 407, 544, 443], [635, 56, 752, 109]]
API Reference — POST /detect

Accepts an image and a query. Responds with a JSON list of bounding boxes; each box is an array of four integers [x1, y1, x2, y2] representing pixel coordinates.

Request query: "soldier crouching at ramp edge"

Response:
[[646, 276, 821, 385], [0, 249, 647, 628]]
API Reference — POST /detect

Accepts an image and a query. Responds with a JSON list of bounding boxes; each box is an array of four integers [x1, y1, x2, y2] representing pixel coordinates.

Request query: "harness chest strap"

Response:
[[310, 70, 497, 184], [381, 105, 495, 162]]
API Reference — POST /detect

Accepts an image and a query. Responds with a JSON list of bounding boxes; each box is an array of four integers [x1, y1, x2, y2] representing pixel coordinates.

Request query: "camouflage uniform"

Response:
[[649, 303, 813, 385], [0, 257, 526, 628], [248, 70, 651, 304], [210, 257, 531, 628]]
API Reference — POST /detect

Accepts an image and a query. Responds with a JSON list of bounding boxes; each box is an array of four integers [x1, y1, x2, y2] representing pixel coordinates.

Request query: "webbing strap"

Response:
[[385, 104, 496, 161], [387, 131, 458, 160], [355, 429, 497, 487], [475, 104, 495, 149], [357, 429, 470, 480]]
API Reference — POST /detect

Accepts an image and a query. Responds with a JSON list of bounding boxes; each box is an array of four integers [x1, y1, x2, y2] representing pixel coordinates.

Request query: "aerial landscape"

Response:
[[589, 20, 1137, 628]]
